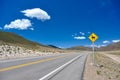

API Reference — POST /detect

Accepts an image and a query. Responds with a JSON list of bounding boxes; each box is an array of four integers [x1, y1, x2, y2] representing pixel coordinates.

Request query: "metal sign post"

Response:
[[92, 42, 95, 65], [89, 33, 98, 66]]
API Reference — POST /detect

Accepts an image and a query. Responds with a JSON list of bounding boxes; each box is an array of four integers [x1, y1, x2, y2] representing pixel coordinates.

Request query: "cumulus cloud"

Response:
[[112, 40, 120, 43], [74, 36, 86, 40], [4, 19, 32, 30], [29, 28, 34, 30], [21, 8, 51, 21], [85, 44, 106, 48], [103, 40, 110, 44], [80, 32, 85, 35], [72, 35, 74, 37], [88, 32, 91, 34], [72, 32, 86, 40], [97, 45, 106, 48]]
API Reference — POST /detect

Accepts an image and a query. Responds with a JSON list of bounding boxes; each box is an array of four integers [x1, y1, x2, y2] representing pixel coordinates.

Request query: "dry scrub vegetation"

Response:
[[95, 52, 120, 80]]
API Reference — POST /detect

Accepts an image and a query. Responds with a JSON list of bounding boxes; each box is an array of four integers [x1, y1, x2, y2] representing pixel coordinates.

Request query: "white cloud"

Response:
[[29, 28, 34, 30], [85, 44, 106, 48], [80, 32, 85, 35], [88, 32, 91, 34], [4, 19, 32, 30], [72, 35, 74, 37], [74, 36, 86, 40], [103, 40, 110, 44], [21, 8, 51, 21], [112, 40, 120, 43], [97, 45, 106, 48]]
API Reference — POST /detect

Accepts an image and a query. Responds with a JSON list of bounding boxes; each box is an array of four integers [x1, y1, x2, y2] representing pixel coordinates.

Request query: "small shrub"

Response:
[[96, 70, 101, 75], [116, 75, 119, 78], [108, 77, 111, 79]]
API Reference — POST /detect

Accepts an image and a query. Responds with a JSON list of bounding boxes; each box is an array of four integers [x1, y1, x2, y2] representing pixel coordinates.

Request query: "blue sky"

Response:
[[0, 0, 120, 48]]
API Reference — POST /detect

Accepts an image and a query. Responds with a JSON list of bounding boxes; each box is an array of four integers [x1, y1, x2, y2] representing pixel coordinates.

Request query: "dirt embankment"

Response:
[[84, 52, 120, 80]]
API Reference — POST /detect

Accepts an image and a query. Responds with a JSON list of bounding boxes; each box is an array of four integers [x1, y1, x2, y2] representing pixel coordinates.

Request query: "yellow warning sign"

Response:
[[89, 33, 98, 43]]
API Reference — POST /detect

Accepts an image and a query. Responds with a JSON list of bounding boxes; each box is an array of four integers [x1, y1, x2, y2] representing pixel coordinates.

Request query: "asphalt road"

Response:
[[0, 52, 88, 80]]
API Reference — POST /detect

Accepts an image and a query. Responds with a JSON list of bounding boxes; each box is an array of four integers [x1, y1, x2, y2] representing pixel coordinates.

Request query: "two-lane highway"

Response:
[[0, 52, 88, 80]]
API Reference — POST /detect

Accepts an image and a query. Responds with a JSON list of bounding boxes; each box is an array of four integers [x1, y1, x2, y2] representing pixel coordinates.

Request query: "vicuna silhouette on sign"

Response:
[[92, 36, 95, 39]]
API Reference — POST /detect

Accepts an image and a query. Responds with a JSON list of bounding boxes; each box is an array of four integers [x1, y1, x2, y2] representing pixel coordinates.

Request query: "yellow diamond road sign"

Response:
[[89, 33, 98, 43]]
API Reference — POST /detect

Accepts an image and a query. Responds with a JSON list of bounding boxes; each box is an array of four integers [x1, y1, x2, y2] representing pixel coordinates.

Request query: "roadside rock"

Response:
[[0, 44, 44, 59]]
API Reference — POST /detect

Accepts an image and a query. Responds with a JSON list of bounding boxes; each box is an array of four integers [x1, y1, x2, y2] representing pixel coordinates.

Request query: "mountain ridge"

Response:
[[98, 42, 120, 51], [67, 42, 120, 51]]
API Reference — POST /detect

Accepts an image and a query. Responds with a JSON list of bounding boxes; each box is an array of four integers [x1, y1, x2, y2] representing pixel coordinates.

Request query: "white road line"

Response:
[[39, 55, 81, 80]]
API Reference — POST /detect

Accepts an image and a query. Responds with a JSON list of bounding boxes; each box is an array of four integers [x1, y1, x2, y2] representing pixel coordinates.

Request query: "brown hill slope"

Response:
[[0, 30, 60, 52], [67, 46, 91, 51], [99, 42, 120, 51]]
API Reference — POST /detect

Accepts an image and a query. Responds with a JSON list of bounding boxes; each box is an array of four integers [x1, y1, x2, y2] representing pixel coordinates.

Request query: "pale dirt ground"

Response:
[[83, 54, 108, 80], [84, 52, 120, 80], [102, 53, 120, 63]]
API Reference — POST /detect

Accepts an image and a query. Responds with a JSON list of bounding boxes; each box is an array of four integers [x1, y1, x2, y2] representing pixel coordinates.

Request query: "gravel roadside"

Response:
[[83, 52, 120, 80]]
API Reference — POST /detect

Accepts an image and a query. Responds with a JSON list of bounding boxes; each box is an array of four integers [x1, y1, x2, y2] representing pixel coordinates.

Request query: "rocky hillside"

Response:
[[68, 42, 120, 51], [0, 31, 63, 59], [0, 31, 57, 49], [0, 45, 39, 58], [98, 42, 120, 51], [67, 46, 91, 51]]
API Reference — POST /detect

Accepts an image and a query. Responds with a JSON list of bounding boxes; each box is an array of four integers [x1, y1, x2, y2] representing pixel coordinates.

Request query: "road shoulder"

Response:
[[83, 54, 107, 80], [84, 53, 120, 80]]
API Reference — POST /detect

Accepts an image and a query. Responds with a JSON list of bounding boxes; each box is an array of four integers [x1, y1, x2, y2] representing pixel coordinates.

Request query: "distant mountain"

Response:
[[0, 30, 60, 51], [67, 46, 91, 51], [1, 30, 119, 52], [98, 42, 120, 51], [68, 42, 120, 51], [48, 45, 60, 49]]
